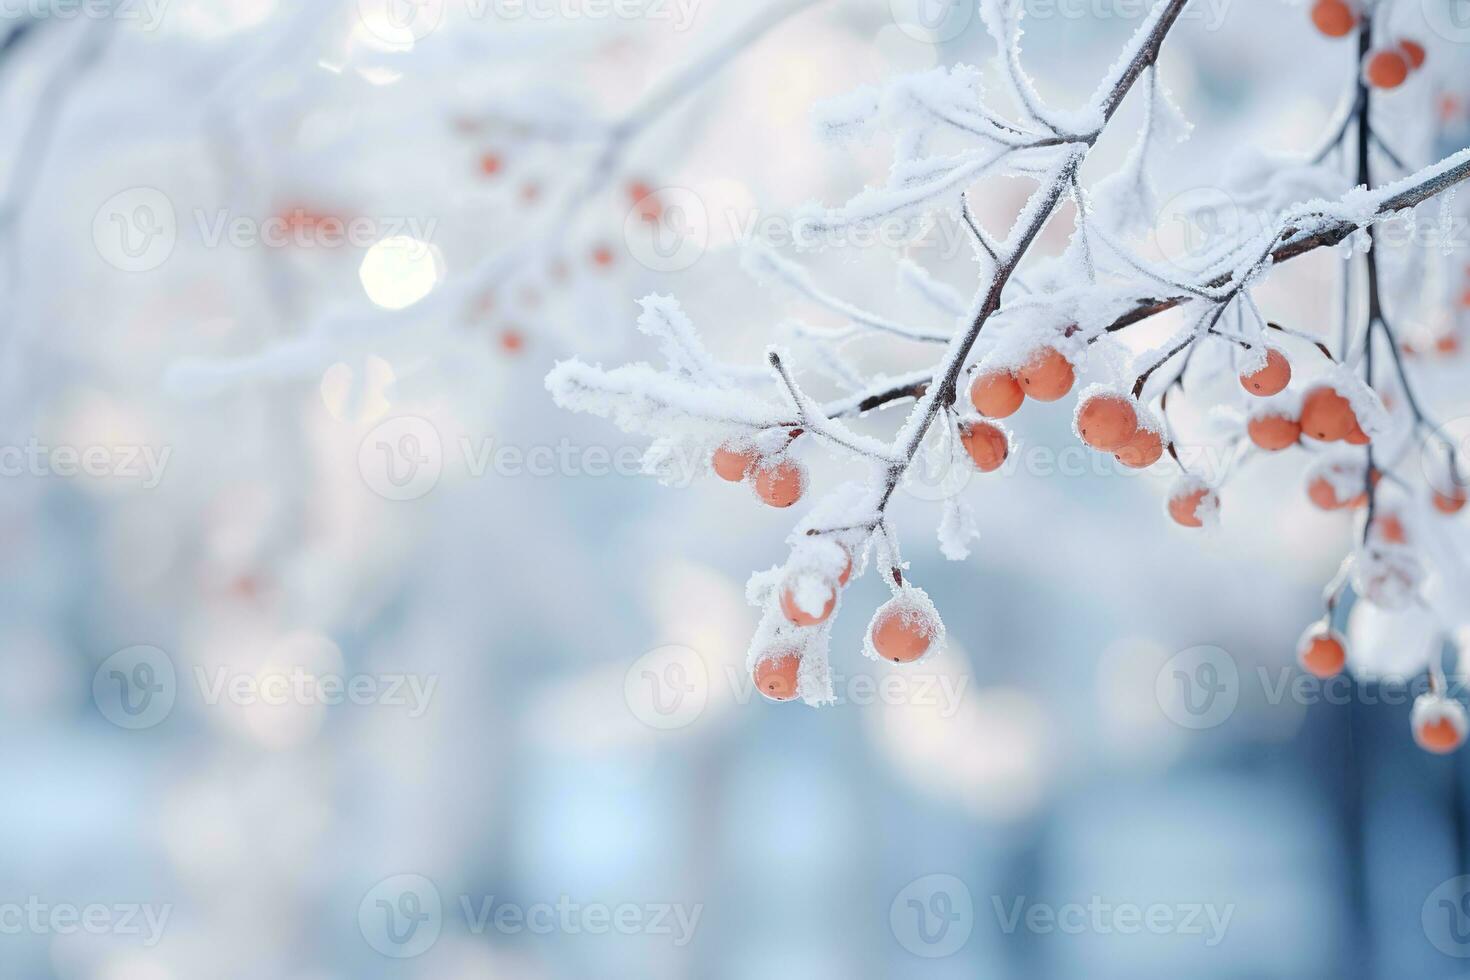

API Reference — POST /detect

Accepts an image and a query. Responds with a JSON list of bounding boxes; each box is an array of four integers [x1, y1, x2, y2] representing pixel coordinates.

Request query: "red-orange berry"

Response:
[[1167, 482, 1216, 528], [1115, 427, 1163, 468], [1016, 347, 1075, 402], [960, 421, 1009, 473], [1413, 694, 1468, 754], [1398, 38, 1426, 70], [1297, 623, 1347, 679], [712, 443, 759, 482], [754, 460, 806, 508], [1300, 386, 1357, 442], [870, 600, 938, 664], [1239, 347, 1292, 396], [1373, 513, 1407, 544], [1076, 393, 1138, 451], [754, 655, 801, 702], [780, 582, 836, 627], [1311, 0, 1357, 37], [1365, 49, 1410, 89], [1248, 413, 1301, 452], [969, 370, 1024, 419], [1434, 488, 1468, 514]]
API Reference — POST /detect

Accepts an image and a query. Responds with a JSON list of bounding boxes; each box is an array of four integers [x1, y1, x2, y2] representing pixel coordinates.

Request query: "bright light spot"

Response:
[[359, 237, 443, 310]]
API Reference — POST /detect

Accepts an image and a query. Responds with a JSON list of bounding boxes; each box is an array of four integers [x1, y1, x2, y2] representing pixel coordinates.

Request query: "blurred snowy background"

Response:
[[2, 0, 1470, 977]]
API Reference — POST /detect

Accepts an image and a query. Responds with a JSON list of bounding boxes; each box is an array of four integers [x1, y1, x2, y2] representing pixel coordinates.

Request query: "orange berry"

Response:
[[1365, 49, 1409, 89], [1239, 347, 1291, 396], [1167, 483, 1215, 528], [1373, 513, 1407, 544], [1310, 0, 1357, 37], [1398, 38, 1426, 69], [753, 459, 806, 508], [754, 655, 801, 702], [1016, 347, 1075, 402], [1306, 465, 1369, 510], [1437, 334, 1460, 356], [1434, 488, 1468, 514], [1076, 393, 1138, 451], [1297, 623, 1347, 679], [1115, 427, 1163, 468], [969, 370, 1024, 419], [628, 181, 661, 220], [1299, 386, 1357, 441], [870, 600, 937, 664], [498, 328, 525, 354], [1413, 694, 1468, 754], [478, 152, 503, 177], [1247, 413, 1301, 452], [780, 582, 836, 627], [959, 420, 1009, 473], [1306, 477, 1339, 510], [712, 443, 759, 482], [1343, 423, 1370, 445], [591, 244, 615, 268]]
